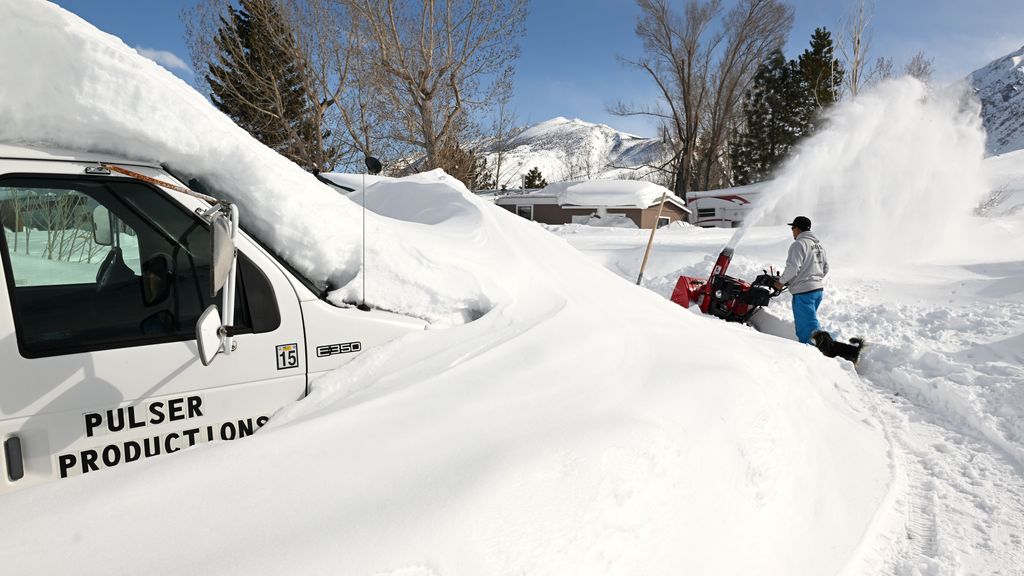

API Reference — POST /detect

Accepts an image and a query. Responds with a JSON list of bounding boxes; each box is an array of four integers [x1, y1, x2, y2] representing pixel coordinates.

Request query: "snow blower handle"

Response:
[[760, 266, 786, 297]]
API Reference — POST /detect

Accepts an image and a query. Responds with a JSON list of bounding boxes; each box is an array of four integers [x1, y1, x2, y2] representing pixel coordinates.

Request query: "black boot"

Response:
[[811, 331, 863, 365]]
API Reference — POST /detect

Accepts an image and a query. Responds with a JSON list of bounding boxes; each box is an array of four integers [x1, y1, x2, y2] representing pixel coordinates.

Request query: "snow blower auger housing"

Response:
[[670, 247, 783, 323]]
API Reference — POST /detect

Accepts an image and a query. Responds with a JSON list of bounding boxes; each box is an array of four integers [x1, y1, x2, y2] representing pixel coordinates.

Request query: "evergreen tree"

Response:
[[206, 0, 321, 169], [731, 50, 805, 185], [523, 167, 547, 189], [731, 29, 845, 185], [797, 27, 844, 127]]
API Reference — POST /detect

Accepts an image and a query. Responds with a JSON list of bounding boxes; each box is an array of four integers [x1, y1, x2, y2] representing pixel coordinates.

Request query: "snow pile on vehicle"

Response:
[[0, 0, 479, 324], [0, 2, 894, 575], [319, 172, 394, 193], [544, 178, 669, 208]]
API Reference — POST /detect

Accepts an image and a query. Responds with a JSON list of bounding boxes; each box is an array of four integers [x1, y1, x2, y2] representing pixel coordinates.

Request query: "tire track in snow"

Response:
[[826, 280, 1024, 575], [860, 386, 1024, 576]]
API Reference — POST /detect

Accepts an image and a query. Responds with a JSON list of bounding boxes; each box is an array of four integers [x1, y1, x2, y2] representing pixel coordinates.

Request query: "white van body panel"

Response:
[[0, 146, 424, 494]]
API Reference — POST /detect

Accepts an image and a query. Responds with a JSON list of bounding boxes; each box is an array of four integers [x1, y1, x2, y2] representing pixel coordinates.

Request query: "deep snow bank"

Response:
[[0, 2, 893, 574]]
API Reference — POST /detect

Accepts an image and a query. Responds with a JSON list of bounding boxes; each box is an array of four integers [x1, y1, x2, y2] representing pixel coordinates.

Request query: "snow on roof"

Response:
[[685, 181, 768, 201], [542, 179, 680, 209]]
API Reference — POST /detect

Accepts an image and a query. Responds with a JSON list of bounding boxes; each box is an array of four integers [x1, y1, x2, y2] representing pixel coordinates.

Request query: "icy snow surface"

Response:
[[0, 2, 1018, 575]]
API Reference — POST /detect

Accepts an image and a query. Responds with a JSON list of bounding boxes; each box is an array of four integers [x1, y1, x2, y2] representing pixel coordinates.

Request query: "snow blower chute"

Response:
[[669, 247, 783, 323]]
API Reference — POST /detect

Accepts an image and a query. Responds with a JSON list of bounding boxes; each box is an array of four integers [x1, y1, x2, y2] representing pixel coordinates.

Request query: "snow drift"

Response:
[[0, 2, 893, 575]]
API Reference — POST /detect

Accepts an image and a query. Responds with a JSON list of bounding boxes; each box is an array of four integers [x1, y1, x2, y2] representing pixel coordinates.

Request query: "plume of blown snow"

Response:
[[731, 78, 995, 266]]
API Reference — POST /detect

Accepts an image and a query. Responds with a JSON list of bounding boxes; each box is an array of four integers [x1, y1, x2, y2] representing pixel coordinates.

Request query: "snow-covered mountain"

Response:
[[970, 44, 1024, 155], [482, 117, 669, 189]]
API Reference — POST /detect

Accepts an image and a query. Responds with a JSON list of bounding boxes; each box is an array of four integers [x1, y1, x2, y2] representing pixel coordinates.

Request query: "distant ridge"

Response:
[[480, 117, 670, 189], [970, 44, 1024, 156]]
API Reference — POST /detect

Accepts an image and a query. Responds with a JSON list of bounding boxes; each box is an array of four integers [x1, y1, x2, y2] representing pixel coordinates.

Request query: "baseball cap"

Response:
[[787, 216, 811, 230]]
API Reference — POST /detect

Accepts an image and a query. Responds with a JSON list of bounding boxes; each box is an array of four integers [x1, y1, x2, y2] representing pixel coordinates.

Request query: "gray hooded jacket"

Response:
[[779, 231, 828, 294]]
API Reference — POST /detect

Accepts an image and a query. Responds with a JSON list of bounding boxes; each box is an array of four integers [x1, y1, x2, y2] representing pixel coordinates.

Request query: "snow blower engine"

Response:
[[670, 247, 783, 323]]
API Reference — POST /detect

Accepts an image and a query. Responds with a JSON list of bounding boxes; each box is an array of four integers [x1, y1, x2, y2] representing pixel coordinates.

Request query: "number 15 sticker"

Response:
[[276, 343, 299, 370]]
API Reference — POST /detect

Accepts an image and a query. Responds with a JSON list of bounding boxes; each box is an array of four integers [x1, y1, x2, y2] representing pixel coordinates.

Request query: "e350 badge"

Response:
[[276, 343, 299, 370], [316, 341, 363, 357]]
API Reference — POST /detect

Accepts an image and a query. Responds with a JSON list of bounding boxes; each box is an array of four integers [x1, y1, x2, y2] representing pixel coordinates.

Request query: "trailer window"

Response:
[[516, 205, 533, 220], [0, 177, 255, 358]]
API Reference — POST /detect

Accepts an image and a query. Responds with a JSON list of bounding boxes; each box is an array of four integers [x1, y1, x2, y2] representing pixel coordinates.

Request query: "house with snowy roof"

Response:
[[495, 179, 690, 229]]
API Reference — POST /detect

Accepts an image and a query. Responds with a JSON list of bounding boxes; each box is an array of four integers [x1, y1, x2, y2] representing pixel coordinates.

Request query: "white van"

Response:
[[0, 144, 423, 494]]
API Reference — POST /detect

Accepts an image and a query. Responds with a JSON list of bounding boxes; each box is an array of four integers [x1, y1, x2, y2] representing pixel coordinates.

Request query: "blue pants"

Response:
[[792, 289, 823, 344]]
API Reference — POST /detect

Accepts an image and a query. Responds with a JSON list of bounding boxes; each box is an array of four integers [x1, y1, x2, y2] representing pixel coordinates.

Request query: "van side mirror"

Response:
[[199, 203, 239, 365], [92, 205, 113, 246], [196, 305, 222, 366], [210, 212, 233, 297]]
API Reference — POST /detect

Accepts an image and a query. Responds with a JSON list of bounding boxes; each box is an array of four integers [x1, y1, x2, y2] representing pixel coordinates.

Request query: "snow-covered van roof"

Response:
[[0, 142, 160, 168]]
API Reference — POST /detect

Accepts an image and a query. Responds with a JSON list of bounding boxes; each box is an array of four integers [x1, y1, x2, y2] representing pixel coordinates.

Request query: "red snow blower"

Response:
[[669, 247, 783, 323]]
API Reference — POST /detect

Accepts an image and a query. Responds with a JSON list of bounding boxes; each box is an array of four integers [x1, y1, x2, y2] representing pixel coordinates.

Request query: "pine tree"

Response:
[[523, 167, 547, 189], [731, 50, 805, 185], [206, 0, 320, 169], [797, 27, 844, 127], [731, 29, 845, 185]]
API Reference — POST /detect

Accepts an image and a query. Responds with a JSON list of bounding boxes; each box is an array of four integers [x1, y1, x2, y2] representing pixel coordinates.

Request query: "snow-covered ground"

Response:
[[0, 2, 1021, 575], [553, 221, 1024, 574]]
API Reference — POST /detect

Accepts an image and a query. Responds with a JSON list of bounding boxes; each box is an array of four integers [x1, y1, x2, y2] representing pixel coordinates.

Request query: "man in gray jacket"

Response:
[[774, 216, 827, 343], [774, 216, 862, 363]]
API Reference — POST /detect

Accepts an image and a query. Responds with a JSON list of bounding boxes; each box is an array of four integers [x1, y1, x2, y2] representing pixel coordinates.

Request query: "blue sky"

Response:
[[55, 0, 1024, 138]]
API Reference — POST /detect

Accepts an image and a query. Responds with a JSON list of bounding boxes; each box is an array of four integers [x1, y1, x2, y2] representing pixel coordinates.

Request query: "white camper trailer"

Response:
[[685, 183, 765, 228]]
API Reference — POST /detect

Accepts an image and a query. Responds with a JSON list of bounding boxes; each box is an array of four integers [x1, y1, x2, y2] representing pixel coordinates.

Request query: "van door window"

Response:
[[0, 177, 253, 358]]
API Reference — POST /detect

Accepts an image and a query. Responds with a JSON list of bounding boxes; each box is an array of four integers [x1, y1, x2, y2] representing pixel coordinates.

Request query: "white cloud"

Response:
[[135, 47, 192, 74]]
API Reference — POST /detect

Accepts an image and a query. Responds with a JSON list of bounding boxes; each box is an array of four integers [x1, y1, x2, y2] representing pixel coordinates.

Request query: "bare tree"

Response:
[[487, 79, 525, 189], [289, 0, 402, 168], [337, 0, 528, 170], [613, 0, 721, 198], [837, 0, 873, 98], [613, 0, 791, 195], [696, 0, 793, 190], [868, 55, 894, 84], [904, 50, 934, 84], [557, 137, 599, 182]]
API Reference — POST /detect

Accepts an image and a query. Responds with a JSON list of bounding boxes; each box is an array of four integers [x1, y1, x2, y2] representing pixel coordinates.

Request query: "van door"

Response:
[[0, 175, 306, 494]]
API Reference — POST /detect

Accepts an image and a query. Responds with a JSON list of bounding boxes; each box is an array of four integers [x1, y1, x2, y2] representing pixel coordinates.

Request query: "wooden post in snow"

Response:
[[636, 191, 669, 285]]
